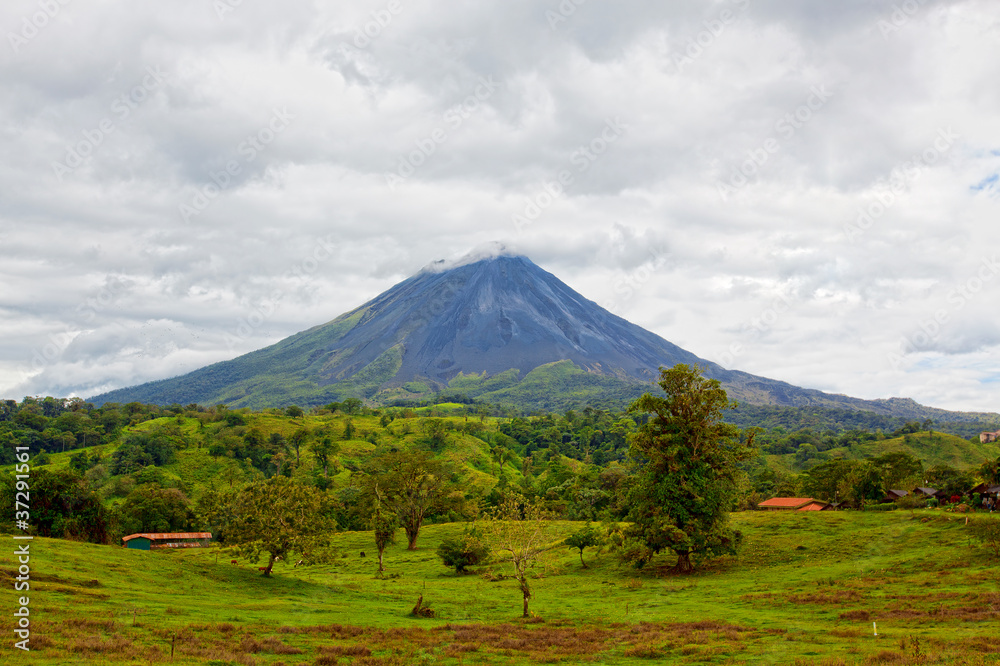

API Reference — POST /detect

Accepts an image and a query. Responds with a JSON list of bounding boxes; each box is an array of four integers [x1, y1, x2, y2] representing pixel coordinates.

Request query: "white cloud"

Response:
[[1, 0, 998, 411]]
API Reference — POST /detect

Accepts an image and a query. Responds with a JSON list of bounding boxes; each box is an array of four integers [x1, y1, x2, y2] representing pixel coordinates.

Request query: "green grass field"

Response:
[[3, 510, 999, 664]]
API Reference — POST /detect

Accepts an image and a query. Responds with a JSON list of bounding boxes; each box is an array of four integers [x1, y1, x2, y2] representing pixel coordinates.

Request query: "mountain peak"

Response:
[[420, 241, 520, 273]]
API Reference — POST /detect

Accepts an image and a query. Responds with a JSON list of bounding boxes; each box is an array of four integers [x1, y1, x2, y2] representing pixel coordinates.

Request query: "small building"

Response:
[[980, 430, 1000, 444], [122, 532, 212, 551], [758, 497, 830, 511], [882, 489, 909, 502], [912, 487, 938, 499]]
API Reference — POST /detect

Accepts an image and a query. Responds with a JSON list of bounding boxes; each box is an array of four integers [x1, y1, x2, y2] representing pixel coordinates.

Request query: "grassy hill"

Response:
[[2, 511, 998, 664], [767, 430, 999, 474]]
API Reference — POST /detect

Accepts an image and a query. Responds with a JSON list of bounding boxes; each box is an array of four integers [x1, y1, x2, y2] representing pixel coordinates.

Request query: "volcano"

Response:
[[88, 251, 976, 417]]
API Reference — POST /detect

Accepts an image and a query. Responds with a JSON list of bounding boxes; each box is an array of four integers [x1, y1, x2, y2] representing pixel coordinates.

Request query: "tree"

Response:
[[358, 449, 456, 550], [926, 464, 973, 499], [313, 436, 340, 479], [1, 469, 110, 543], [202, 476, 336, 576], [980, 456, 1000, 485], [117, 484, 195, 536], [850, 462, 886, 507], [625, 364, 756, 573], [564, 523, 602, 568], [424, 418, 448, 450], [481, 492, 559, 617], [872, 451, 923, 489], [800, 459, 859, 502], [342, 398, 363, 415], [371, 501, 397, 574], [289, 428, 308, 467]]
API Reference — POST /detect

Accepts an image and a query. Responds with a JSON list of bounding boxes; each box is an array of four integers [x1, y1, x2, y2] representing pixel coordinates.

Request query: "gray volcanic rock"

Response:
[[315, 252, 702, 385]]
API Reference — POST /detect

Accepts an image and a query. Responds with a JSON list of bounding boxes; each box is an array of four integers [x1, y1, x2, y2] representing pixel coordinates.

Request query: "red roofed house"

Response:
[[758, 497, 830, 511], [122, 532, 212, 551]]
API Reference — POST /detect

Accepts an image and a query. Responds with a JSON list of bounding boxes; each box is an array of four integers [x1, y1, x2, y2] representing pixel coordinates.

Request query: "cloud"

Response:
[[0, 0, 998, 410]]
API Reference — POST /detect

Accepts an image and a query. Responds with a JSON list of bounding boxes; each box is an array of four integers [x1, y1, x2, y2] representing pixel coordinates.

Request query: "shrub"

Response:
[[437, 525, 490, 573]]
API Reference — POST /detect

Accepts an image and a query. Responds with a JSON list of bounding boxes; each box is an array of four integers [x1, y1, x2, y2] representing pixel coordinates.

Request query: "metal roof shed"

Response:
[[122, 532, 212, 550]]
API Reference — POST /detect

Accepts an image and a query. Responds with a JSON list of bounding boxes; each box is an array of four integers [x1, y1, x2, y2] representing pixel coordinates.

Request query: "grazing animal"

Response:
[[294, 560, 304, 567], [230, 560, 238, 565], [258, 567, 267, 572], [360, 551, 366, 557]]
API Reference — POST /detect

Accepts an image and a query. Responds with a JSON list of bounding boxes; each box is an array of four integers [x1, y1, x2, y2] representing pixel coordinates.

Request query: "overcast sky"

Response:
[[2, 0, 999, 412]]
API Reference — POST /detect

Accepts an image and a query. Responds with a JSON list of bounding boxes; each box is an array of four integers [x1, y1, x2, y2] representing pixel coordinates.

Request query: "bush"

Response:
[[927, 498, 939, 508], [437, 526, 490, 573], [863, 502, 898, 512]]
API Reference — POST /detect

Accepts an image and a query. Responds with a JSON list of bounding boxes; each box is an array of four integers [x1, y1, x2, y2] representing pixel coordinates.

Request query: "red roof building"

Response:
[[122, 532, 212, 551], [758, 497, 830, 511]]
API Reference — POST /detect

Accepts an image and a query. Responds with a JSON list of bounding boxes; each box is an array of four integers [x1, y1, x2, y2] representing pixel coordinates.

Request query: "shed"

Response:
[[122, 532, 212, 551], [911, 487, 938, 499], [758, 497, 830, 511], [882, 489, 909, 502]]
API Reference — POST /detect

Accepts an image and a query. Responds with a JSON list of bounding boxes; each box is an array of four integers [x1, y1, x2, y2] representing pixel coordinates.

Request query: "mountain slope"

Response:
[[88, 253, 997, 421]]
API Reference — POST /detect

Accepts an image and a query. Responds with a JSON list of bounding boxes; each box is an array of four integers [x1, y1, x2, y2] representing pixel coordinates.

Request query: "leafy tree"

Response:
[[424, 418, 448, 450], [872, 451, 923, 489], [358, 449, 456, 550], [342, 398, 363, 415], [437, 525, 490, 573], [800, 459, 859, 502], [116, 484, 195, 536], [289, 428, 308, 466], [980, 456, 1000, 485], [481, 492, 559, 617], [313, 436, 340, 479], [564, 523, 602, 568], [1, 469, 110, 543], [202, 476, 336, 576], [850, 462, 886, 507], [371, 501, 397, 574], [926, 465, 973, 499], [624, 364, 756, 573], [285, 405, 304, 418]]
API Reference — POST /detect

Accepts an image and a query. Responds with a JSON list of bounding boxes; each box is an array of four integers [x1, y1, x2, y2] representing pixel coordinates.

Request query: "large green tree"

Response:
[[357, 449, 457, 550], [625, 364, 756, 573], [116, 484, 195, 536], [202, 476, 336, 575]]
